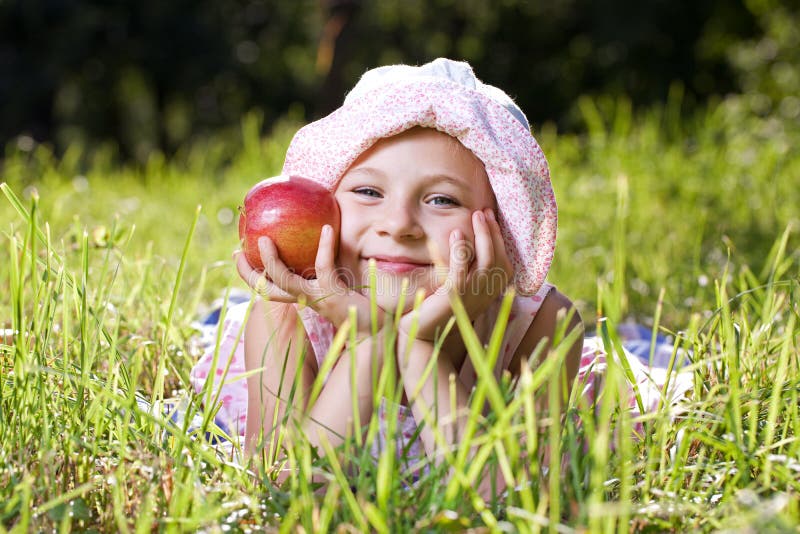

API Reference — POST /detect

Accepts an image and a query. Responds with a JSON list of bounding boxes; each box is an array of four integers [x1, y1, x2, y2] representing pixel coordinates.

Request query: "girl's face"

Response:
[[334, 127, 496, 313]]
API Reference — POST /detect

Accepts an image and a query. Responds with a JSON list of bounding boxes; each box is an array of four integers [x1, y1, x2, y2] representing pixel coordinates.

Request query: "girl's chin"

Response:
[[350, 268, 443, 313], [359, 284, 433, 315]]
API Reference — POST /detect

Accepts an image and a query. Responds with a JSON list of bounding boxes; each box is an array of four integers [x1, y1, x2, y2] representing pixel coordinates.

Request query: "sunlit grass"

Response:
[[1, 99, 799, 531]]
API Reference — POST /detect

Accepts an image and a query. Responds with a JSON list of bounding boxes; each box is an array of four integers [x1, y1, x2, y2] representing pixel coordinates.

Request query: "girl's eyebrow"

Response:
[[345, 167, 471, 191], [341, 166, 386, 181], [426, 174, 471, 194], [340, 166, 386, 183]]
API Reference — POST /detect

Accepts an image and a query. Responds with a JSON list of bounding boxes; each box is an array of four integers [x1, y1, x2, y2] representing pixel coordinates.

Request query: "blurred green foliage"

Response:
[[726, 0, 800, 121], [5, 0, 794, 165], [1, 0, 320, 162]]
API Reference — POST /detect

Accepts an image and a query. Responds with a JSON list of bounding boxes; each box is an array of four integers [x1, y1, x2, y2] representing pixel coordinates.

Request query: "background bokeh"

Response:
[[2, 0, 798, 164]]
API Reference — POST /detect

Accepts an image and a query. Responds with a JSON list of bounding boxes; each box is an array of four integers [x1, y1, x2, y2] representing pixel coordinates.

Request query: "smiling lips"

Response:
[[367, 255, 431, 274]]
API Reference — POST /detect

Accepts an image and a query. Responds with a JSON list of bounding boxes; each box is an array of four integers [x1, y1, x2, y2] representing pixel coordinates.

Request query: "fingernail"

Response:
[[476, 211, 485, 223], [487, 209, 496, 222], [322, 225, 331, 237], [254, 276, 268, 292]]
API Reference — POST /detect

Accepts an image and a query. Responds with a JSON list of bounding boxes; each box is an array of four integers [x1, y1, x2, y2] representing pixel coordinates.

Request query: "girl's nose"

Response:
[[376, 203, 424, 240]]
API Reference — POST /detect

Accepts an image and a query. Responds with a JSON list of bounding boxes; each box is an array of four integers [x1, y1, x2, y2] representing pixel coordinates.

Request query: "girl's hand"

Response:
[[236, 224, 382, 333], [398, 208, 513, 345]]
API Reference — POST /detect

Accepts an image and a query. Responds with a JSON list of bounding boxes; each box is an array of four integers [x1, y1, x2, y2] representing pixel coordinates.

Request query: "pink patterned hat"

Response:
[[282, 58, 557, 295]]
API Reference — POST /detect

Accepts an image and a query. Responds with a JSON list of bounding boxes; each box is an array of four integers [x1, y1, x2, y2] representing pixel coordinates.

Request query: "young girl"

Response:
[[190, 58, 690, 476]]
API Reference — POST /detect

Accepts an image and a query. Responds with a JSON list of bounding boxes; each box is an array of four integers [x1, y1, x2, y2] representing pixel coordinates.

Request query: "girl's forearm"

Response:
[[302, 340, 381, 450], [248, 350, 375, 485], [396, 336, 515, 501], [246, 305, 382, 463], [396, 336, 471, 460]]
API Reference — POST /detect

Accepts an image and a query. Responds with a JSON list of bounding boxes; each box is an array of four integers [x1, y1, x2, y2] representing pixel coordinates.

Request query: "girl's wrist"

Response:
[[396, 315, 439, 345], [395, 332, 435, 371], [342, 326, 394, 361]]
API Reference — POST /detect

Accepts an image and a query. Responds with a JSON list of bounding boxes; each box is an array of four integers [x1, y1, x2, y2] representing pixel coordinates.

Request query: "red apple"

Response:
[[238, 176, 340, 278]]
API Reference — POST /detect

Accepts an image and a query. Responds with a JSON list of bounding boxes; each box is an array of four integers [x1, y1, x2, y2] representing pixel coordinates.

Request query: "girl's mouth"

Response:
[[365, 256, 430, 274]]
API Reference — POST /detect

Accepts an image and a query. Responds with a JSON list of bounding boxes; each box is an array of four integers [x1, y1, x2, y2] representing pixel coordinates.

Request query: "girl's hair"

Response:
[[282, 58, 557, 296]]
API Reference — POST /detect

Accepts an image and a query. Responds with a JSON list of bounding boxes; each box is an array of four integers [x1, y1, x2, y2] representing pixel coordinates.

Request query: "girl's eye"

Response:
[[428, 195, 459, 207], [354, 187, 382, 198]]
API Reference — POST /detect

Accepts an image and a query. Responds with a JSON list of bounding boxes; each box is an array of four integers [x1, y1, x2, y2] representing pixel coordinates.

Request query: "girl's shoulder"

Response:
[[532, 287, 579, 321], [506, 287, 583, 376]]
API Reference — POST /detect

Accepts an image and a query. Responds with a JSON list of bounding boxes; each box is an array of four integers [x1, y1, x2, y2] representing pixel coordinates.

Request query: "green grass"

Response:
[[1, 98, 799, 532]]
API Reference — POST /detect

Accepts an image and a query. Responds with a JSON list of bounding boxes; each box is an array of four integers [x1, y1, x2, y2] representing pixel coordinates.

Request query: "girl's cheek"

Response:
[[336, 214, 356, 246]]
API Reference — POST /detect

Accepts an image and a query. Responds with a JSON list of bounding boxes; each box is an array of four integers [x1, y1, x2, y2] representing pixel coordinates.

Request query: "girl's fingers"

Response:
[[235, 250, 253, 283], [485, 208, 513, 276], [258, 236, 307, 296], [236, 251, 267, 290], [448, 229, 471, 292], [252, 276, 298, 302], [314, 224, 342, 292], [464, 209, 511, 306], [472, 210, 494, 272], [235, 251, 296, 301]]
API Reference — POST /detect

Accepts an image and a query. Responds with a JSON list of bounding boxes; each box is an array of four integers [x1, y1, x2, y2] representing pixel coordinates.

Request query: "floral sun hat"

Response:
[[282, 57, 557, 296]]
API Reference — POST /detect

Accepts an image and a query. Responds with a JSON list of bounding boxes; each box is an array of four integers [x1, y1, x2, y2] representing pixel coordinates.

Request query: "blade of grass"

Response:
[[152, 204, 201, 404]]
